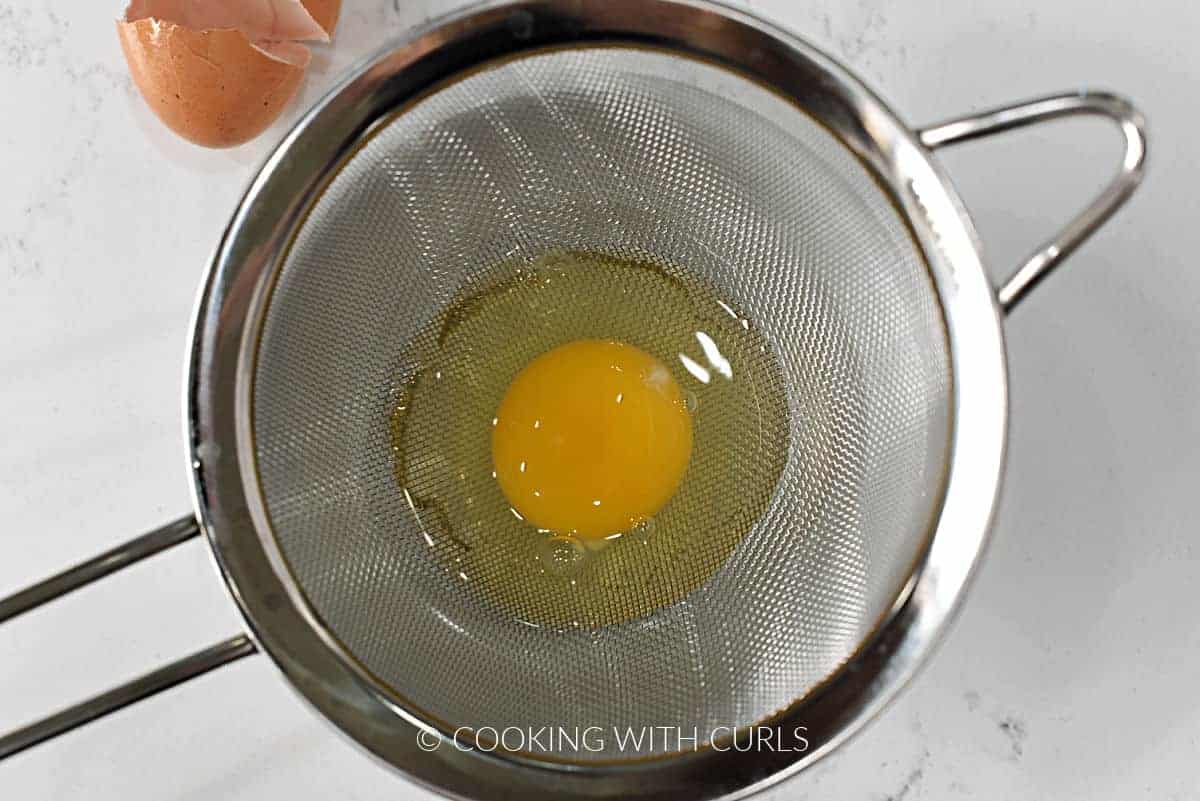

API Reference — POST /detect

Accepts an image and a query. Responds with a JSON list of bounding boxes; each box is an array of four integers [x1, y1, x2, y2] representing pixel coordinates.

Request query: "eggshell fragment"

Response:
[[117, 18, 307, 148], [302, 0, 343, 36], [124, 0, 329, 42]]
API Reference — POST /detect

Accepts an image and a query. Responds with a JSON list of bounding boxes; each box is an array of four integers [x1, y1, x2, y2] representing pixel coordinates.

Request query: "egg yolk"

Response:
[[492, 339, 693, 540]]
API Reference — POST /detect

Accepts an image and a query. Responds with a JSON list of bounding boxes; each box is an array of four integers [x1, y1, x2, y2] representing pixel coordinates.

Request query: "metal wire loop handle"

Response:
[[919, 91, 1147, 312], [0, 517, 256, 760]]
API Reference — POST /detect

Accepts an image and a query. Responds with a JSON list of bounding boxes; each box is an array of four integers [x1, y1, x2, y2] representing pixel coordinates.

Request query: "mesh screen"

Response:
[[252, 46, 951, 761]]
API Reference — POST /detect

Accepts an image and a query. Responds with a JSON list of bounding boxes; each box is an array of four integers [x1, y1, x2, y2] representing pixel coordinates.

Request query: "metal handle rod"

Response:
[[0, 515, 256, 760], [0, 516, 201, 623], [918, 91, 1147, 312], [0, 635, 257, 760]]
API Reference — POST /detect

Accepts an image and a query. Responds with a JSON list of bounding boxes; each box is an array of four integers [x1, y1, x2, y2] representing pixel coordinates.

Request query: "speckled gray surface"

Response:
[[1, 1, 1197, 799]]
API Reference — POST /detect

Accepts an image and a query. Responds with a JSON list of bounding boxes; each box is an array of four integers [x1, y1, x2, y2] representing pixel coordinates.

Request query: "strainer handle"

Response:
[[0, 516, 257, 760], [918, 92, 1147, 311]]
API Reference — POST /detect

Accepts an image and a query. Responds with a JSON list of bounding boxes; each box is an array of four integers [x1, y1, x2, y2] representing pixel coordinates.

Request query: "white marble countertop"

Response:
[[2, 1, 1197, 798]]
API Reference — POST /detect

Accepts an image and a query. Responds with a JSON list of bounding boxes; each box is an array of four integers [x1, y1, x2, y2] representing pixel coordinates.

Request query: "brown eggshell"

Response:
[[302, 0, 342, 36], [117, 18, 307, 148], [124, 0, 329, 43]]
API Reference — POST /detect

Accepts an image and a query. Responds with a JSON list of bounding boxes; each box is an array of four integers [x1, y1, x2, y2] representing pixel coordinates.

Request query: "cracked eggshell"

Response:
[[117, 18, 308, 148], [123, 0, 330, 42]]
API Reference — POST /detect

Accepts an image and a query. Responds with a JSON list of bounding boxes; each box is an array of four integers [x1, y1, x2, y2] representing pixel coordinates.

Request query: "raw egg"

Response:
[[389, 251, 789, 628], [492, 339, 693, 540]]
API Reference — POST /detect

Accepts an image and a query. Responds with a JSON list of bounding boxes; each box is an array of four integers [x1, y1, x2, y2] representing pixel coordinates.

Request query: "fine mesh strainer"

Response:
[[0, 1, 1145, 798]]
